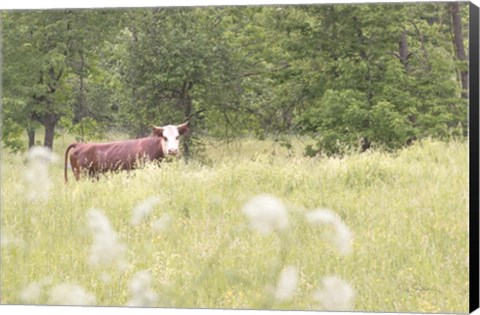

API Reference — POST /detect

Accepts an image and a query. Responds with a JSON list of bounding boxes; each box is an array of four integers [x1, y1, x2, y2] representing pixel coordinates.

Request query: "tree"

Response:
[[60, 9, 125, 141], [285, 3, 467, 155], [3, 11, 74, 149], [117, 7, 264, 156], [450, 2, 468, 98], [2, 10, 124, 150], [2, 3, 469, 155]]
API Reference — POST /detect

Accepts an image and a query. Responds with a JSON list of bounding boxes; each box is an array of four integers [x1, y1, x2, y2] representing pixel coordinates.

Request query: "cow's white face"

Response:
[[152, 122, 189, 156], [161, 125, 181, 156]]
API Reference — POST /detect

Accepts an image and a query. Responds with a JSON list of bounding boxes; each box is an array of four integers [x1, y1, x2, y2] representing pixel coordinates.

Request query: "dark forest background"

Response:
[[1, 2, 469, 156]]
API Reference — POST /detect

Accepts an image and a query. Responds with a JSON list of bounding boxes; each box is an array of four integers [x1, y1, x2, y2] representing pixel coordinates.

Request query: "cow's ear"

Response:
[[152, 126, 164, 137], [177, 121, 190, 136]]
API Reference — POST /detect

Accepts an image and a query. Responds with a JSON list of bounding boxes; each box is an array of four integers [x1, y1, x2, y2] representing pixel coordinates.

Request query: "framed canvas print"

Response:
[[1, 0, 479, 314]]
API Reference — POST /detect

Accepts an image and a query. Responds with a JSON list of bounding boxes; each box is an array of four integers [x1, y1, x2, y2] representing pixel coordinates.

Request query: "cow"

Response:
[[64, 122, 189, 182]]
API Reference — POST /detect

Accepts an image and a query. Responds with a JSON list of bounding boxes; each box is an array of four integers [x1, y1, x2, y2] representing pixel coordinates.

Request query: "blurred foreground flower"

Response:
[[313, 276, 355, 311], [48, 283, 96, 306], [127, 270, 159, 307], [305, 208, 353, 255], [131, 196, 161, 225], [87, 208, 127, 269], [242, 194, 289, 235], [23, 146, 57, 202], [274, 265, 299, 302], [19, 277, 52, 304], [1, 231, 23, 248], [152, 213, 172, 232]]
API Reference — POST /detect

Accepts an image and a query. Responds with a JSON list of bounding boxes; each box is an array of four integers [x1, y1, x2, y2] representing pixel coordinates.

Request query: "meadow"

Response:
[[0, 133, 469, 313]]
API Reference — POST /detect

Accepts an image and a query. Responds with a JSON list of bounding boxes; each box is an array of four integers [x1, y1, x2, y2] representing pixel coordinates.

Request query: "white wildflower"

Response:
[[20, 282, 44, 304], [100, 272, 112, 284], [23, 146, 57, 202], [305, 208, 337, 225], [274, 265, 299, 302], [313, 276, 355, 311], [47, 283, 96, 306], [241, 194, 289, 235], [87, 208, 127, 269], [19, 277, 52, 304], [131, 196, 161, 225], [306, 208, 353, 255], [127, 270, 159, 307], [151, 213, 172, 232], [27, 146, 58, 162], [1, 232, 23, 248]]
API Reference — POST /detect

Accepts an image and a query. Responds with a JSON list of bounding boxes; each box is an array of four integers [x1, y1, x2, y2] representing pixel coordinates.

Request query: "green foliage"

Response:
[[288, 3, 468, 155], [1, 3, 469, 155], [370, 101, 411, 149], [295, 89, 369, 155], [1, 117, 26, 153], [59, 116, 105, 141], [1, 98, 29, 152], [2, 10, 123, 148]]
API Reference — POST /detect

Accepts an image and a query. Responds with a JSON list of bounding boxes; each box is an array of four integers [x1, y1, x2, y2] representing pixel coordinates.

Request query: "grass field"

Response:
[[0, 134, 469, 313]]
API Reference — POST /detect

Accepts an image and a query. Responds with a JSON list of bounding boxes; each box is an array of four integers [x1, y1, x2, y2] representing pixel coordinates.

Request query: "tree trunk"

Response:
[[27, 128, 35, 148], [282, 110, 292, 130], [181, 81, 193, 161], [44, 120, 56, 149], [451, 2, 468, 98], [359, 137, 371, 153], [398, 30, 410, 71], [37, 112, 59, 149], [78, 71, 86, 141]]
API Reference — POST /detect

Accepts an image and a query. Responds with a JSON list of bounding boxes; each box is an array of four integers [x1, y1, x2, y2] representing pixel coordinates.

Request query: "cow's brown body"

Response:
[[64, 122, 189, 182]]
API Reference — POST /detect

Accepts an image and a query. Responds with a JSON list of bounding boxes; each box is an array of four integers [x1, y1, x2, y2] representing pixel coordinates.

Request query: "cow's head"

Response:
[[152, 121, 190, 156]]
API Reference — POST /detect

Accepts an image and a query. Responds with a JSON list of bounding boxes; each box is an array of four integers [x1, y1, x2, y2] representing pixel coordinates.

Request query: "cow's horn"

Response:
[[152, 125, 164, 136], [178, 121, 189, 128], [177, 121, 190, 135]]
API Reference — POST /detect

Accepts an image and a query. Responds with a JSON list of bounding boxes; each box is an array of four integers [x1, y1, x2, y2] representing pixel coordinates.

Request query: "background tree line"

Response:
[[1, 2, 469, 156]]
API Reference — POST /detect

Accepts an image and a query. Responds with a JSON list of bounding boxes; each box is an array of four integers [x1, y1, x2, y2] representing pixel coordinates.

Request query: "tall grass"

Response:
[[1, 136, 469, 313]]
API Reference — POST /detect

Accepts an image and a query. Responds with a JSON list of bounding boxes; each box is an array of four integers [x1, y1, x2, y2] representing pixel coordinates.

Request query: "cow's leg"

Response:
[[88, 168, 100, 181], [85, 161, 100, 181], [74, 167, 81, 181], [70, 157, 81, 181]]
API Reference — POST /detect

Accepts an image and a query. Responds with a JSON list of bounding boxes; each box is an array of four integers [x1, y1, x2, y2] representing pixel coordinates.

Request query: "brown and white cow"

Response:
[[64, 122, 189, 182]]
